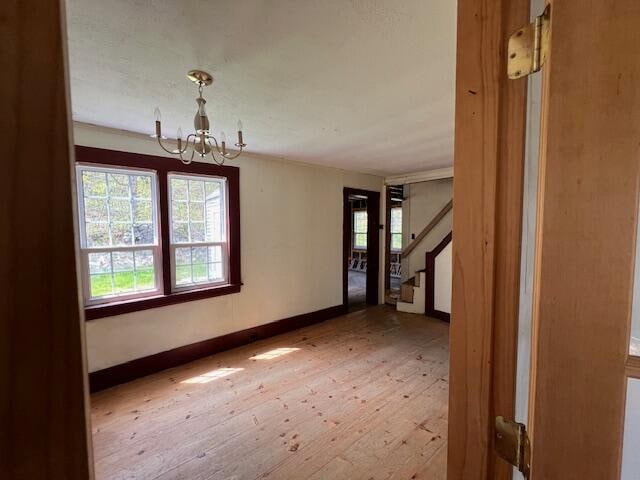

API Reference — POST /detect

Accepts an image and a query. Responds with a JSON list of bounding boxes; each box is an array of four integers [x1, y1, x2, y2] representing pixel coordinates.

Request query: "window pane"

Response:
[[192, 246, 207, 264], [134, 250, 155, 291], [208, 245, 222, 263], [171, 179, 188, 201], [133, 223, 154, 245], [133, 199, 152, 222], [189, 180, 205, 201], [209, 262, 223, 281], [84, 198, 108, 222], [108, 173, 130, 197], [190, 202, 204, 221], [208, 245, 224, 281], [172, 201, 188, 222], [192, 263, 208, 282], [191, 222, 205, 242], [88, 252, 111, 274], [205, 192, 224, 242], [86, 223, 110, 247], [111, 223, 133, 246], [132, 176, 151, 198], [354, 233, 367, 248], [109, 198, 131, 222], [176, 265, 192, 285], [175, 247, 191, 265], [90, 274, 113, 297], [192, 247, 208, 282], [112, 251, 135, 293], [391, 233, 402, 251], [391, 207, 402, 234], [82, 171, 107, 196], [354, 211, 367, 233], [172, 223, 189, 243]]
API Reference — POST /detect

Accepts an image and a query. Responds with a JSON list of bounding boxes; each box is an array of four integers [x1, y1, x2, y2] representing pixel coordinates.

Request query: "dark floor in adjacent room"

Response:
[[348, 270, 367, 308]]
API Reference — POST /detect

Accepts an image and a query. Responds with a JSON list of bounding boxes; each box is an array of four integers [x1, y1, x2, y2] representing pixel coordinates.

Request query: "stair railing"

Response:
[[400, 199, 453, 259]]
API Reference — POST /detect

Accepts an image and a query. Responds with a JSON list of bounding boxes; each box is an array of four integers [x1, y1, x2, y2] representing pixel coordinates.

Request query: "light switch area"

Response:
[[621, 378, 640, 479]]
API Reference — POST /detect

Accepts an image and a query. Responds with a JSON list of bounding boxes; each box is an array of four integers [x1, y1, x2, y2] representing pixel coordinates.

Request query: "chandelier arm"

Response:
[[179, 145, 196, 165], [180, 133, 198, 154], [156, 136, 177, 155], [221, 145, 244, 160], [206, 134, 225, 156], [208, 148, 225, 166]]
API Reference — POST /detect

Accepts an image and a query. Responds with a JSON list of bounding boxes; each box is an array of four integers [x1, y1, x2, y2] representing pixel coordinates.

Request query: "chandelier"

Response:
[[151, 70, 246, 165]]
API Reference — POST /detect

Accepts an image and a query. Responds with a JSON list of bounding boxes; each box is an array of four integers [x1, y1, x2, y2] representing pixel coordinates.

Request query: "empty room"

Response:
[[66, 1, 455, 478], [5, 1, 640, 480]]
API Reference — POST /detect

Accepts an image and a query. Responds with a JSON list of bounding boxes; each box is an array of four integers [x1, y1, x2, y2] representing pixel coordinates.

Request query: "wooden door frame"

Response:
[[343, 188, 381, 308], [2, 0, 93, 477], [448, 0, 530, 479], [384, 186, 393, 295], [526, 2, 640, 478]]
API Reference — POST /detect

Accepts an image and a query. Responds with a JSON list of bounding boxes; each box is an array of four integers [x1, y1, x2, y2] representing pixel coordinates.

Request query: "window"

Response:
[[77, 165, 161, 304], [390, 207, 402, 252], [353, 210, 368, 249], [169, 174, 227, 289], [75, 146, 241, 320]]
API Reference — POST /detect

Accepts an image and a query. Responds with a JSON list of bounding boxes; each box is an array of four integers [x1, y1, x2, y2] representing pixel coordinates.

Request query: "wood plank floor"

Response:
[[90, 306, 450, 480]]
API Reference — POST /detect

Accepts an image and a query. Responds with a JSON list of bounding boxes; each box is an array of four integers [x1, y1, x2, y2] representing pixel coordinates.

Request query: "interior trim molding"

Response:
[[384, 167, 454, 186], [425, 232, 452, 322], [89, 304, 347, 392]]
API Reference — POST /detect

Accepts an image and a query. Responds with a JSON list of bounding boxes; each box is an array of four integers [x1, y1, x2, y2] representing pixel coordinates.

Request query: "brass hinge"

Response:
[[507, 4, 551, 79], [495, 416, 531, 478]]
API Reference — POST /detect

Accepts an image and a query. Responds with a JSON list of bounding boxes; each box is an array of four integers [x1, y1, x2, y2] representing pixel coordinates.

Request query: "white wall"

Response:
[[73, 123, 384, 372], [434, 241, 452, 313], [401, 178, 453, 280]]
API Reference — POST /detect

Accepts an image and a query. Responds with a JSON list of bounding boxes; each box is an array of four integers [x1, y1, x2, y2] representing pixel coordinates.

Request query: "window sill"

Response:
[[84, 283, 242, 321]]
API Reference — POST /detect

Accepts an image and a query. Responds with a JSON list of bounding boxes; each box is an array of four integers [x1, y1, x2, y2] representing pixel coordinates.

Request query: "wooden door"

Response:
[[449, 0, 640, 478]]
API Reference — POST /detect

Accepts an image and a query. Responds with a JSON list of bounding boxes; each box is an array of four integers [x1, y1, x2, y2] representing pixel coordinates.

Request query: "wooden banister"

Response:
[[401, 199, 453, 259]]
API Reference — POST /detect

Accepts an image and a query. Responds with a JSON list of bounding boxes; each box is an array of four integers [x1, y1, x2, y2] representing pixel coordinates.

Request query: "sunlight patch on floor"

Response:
[[181, 367, 244, 384], [249, 347, 301, 360]]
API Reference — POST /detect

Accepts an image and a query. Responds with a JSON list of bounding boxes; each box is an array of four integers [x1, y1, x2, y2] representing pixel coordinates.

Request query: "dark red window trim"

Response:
[[75, 146, 241, 321]]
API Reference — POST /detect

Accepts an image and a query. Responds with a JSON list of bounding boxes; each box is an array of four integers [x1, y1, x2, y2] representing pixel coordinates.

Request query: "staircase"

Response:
[[393, 199, 453, 317], [396, 270, 426, 313]]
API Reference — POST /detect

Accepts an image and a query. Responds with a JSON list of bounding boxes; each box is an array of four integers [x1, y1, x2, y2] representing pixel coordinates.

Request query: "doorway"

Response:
[[343, 188, 380, 311], [384, 185, 404, 305]]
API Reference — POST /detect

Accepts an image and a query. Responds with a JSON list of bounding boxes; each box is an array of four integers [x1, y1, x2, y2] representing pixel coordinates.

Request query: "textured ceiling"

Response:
[[66, 0, 456, 176]]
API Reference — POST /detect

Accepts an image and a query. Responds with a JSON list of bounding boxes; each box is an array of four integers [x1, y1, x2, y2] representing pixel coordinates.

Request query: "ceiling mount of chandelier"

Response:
[[151, 69, 246, 166]]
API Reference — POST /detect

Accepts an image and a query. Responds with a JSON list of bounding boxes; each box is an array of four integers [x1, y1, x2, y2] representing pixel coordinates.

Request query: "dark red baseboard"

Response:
[[89, 304, 347, 393], [426, 308, 451, 322]]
